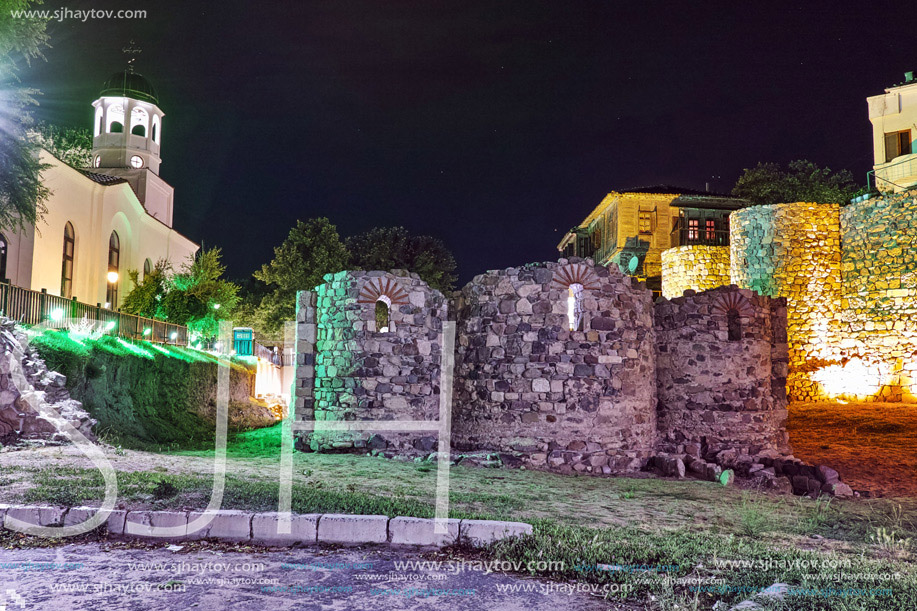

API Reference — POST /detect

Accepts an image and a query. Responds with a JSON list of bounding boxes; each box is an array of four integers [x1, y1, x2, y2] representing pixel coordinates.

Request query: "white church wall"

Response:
[[2, 222, 35, 289], [16, 152, 198, 309]]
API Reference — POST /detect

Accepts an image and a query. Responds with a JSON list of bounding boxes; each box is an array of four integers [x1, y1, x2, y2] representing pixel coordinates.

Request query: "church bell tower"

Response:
[[89, 43, 175, 227]]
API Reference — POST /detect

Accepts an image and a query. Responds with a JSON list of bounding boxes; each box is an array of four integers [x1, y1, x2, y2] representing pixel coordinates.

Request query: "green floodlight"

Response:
[[143, 327, 152, 336], [170, 331, 178, 340], [105, 320, 117, 330], [49, 308, 64, 322]]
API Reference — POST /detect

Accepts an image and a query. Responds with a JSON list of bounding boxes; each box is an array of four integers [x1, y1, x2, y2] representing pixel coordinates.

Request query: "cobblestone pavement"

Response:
[[0, 543, 625, 610]]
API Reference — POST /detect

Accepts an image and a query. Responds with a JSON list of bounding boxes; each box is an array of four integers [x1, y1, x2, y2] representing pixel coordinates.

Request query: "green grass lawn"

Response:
[[2, 424, 915, 610]]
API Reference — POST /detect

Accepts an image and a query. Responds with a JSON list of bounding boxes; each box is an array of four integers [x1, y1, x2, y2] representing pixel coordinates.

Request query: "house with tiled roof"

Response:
[[557, 187, 747, 295]]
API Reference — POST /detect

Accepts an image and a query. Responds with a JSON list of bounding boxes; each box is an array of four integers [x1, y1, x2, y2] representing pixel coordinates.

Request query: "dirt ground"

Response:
[[788, 401, 917, 498]]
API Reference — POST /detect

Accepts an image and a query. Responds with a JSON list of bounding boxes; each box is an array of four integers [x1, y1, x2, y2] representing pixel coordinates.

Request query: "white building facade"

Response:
[[868, 71, 917, 192], [1, 69, 198, 308]]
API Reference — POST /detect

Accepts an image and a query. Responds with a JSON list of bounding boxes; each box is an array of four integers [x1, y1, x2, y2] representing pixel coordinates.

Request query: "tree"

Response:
[[0, 1, 50, 231], [120, 259, 171, 319], [29, 123, 92, 168], [732, 160, 862, 206], [162, 248, 240, 339], [346, 226, 457, 292], [253, 218, 349, 335]]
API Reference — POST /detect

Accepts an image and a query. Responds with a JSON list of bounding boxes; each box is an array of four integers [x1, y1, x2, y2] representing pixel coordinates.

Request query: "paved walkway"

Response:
[[0, 543, 623, 610]]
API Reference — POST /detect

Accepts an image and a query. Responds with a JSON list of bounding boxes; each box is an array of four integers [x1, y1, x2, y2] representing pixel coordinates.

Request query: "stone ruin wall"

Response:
[[291, 260, 791, 476], [660, 245, 731, 299], [722, 195, 917, 403], [451, 260, 657, 474], [839, 190, 917, 401], [729, 203, 842, 402], [654, 286, 790, 458], [293, 270, 447, 452]]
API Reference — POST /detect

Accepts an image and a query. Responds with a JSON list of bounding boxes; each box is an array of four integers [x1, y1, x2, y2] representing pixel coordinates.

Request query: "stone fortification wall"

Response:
[[661, 245, 731, 299], [451, 259, 657, 474], [654, 286, 789, 457]]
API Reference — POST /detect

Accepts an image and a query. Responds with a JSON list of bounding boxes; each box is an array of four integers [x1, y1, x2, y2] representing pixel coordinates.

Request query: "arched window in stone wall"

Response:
[[358, 276, 409, 333], [551, 263, 601, 332], [711, 291, 754, 342], [375, 295, 392, 332]]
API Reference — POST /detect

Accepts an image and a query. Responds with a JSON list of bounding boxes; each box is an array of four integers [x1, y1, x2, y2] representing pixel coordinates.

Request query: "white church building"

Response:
[[1, 68, 199, 308]]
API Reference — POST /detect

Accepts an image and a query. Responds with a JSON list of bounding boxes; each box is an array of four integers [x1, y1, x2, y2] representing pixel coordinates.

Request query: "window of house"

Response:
[[688, 218, 699, 241], [375, 296, 392, 332], [143, 258, 153, 278], [705, 219, 716, 241], [61, 222, 75, 299], [885, 130, 912, 162], [106, 231, 120, 308], [567, 283, 585, 332], [639, 211, 653, 234]]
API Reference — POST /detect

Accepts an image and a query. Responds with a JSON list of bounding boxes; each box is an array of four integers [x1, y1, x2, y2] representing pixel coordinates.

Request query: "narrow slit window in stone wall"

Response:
[[727, 309, 742, 341], [568, 283, 584, 332]]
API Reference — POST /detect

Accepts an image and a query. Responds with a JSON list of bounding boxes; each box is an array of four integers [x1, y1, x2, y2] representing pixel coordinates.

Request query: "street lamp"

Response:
[[107, 270, 119, 284]]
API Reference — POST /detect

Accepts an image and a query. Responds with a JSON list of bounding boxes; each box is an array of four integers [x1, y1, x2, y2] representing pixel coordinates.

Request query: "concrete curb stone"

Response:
[[0, 505, 532, 548], [317, 514, 389, 544], [389, 517, 461, 546], [252, 512, 320, 546], [461, 519, 533, 546]]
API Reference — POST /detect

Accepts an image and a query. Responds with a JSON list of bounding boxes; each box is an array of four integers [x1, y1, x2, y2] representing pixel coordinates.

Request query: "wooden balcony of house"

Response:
[[669, 218, 730, 248]]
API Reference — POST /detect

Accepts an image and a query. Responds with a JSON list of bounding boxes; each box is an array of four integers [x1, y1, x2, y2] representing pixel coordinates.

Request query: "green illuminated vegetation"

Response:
[[29, 329, 263, 449], [119, 247, 239, 339]]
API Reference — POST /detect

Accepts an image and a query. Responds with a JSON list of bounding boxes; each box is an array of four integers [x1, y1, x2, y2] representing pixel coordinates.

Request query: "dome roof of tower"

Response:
[[100, 70, 158, 105]]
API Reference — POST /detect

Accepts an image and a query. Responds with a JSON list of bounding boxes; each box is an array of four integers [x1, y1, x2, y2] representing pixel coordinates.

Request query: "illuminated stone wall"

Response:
[[837, 190, 917, 401], [452, 259, 657, 474], [294, 270, 447, 452], [654, 286, 790, 456], [291, 259, 793, 473], [730, 203, 842, 401], [660, 245, 731, 299]]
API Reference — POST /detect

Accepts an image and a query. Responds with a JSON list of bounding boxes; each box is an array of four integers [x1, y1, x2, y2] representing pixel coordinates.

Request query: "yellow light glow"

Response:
[[107, 270, 119, 283], [812, 358, 892, 399]]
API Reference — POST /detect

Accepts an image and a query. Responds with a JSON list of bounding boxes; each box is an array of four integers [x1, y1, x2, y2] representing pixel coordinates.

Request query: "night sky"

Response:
[[22, 1, 917, 284]]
